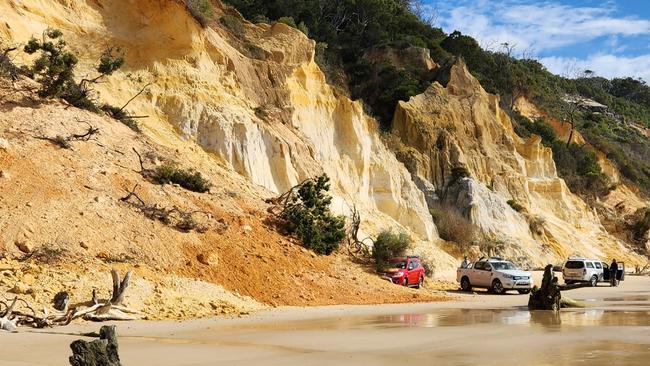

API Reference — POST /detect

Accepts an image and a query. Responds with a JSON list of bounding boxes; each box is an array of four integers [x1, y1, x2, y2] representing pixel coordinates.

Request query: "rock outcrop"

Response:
[[392, 60, 643, 266]]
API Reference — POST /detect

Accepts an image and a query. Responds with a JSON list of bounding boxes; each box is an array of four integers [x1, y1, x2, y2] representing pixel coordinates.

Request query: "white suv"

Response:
[[562, 258, 603, 286], [457, 257, 533, 294]]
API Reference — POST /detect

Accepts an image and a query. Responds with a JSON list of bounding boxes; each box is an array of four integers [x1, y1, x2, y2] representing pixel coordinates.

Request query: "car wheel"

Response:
[[491, 279, 505, 294], [402, 278, 408, 287], [517, 289, 530, 295], [416, 277, 424, 289], [590, 275, 598, 287], [460, 276, 472, 292]]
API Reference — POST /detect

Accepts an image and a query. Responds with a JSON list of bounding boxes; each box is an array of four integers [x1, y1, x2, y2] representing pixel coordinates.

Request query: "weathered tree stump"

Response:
[[528, 264, 561, 310], [69, 325, 121, 366], [528, 264, 590, 310]]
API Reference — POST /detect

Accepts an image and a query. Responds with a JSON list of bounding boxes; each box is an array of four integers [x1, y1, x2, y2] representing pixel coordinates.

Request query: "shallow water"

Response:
[[215, 307, 650, 331], [4, 279, 650, 366], [189, 292, 650, 366]]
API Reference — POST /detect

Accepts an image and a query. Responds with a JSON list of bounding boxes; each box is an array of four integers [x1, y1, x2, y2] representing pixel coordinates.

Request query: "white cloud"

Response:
[[431, 0, 650, 81], [433, 0, 650, 54], [540, 54, 650, 81]]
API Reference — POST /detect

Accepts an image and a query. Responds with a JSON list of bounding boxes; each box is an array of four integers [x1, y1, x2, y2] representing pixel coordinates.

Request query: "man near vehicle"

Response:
[[460, 256, 470, 269], [610, 259, 619, 287]]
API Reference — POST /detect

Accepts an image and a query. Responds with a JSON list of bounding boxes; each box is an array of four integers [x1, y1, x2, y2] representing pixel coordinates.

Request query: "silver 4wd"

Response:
[[457, 257, 533, 294]]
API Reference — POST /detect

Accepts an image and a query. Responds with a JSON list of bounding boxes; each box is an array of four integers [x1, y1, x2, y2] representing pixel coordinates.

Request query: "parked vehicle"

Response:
[[380, 256, 425, 288], [562, 258, 616, 286], [456, 257, 533, 294]]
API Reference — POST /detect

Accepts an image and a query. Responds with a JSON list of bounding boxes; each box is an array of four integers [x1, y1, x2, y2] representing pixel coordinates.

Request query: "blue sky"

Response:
[[426, 0, 650, 81]]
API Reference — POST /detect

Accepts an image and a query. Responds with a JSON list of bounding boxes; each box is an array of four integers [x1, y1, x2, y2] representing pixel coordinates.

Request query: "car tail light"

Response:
[[583, 269, 586, 275]]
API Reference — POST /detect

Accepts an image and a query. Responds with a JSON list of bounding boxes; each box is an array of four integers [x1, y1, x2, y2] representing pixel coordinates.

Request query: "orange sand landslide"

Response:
[[0, 81, 450, 322]]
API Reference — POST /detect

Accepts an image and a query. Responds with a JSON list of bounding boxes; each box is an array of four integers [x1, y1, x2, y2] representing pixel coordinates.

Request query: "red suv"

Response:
[[380, 256, 425, 288]]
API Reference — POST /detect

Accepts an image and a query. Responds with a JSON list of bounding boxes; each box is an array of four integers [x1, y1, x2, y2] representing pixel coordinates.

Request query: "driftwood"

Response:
[[120, 184, 209, 232], [346, 205, 372, 261], [0, 269, 139, 330], [528, 264, 589, 310], [131, 148, 155, 179], [264, 178, 309, 217], [34, 122, 100, 149], [0, 297, 19, 332], [69, 325, 122, 366]]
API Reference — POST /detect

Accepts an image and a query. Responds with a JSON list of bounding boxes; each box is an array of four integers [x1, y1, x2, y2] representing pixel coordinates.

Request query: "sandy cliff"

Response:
[[0, 0, 453, 259], [0, 0, 458, 316], [391, 60, 643, 266], [0, 0, 645, 319]]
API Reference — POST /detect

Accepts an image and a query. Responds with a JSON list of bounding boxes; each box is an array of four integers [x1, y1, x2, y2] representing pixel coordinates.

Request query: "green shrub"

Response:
[[185, 0, 213, 27], [23, 29, 123, 111], [220, 14, 245, 37], [23, 29, 78, 99], [372, 230, 412, 271], [252, 14, 270, 24], [297, 21, 309, 36], [153, 163, 212, 193], [280, 174, 346, 255], [101, 104, 140, 132], [276, 16, 297, 28]]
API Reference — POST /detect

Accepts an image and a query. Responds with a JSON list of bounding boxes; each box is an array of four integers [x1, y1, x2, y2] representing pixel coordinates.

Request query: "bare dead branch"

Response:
[[120, 185, 210, 233], [120, 83, 151, 112], [2, 269, 141, 329], [33, 123, 99, 149]]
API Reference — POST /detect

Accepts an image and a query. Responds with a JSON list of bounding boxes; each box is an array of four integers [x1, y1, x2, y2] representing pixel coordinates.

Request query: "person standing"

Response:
[[610, 259, 619, 287], [460, 256, 470, 269]]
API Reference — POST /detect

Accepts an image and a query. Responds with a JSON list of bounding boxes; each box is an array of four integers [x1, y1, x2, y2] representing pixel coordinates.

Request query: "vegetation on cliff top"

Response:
[[223, 0, 650, 196]]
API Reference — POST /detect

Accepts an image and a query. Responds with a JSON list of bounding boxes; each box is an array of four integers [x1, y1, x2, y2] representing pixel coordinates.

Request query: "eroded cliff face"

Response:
[[514, 97, 650, 255], [392, 60, 643, 265], [0, 0, 452, 263], [2, 0, 642, 272]]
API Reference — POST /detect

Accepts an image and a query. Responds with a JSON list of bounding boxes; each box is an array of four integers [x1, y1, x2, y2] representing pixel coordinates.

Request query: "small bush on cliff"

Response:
[[631, 207, 650, 242], [23, 29, 123, 111], [430, 202, 477, 253], [221, 14, 245, 37], [153, 163, 212, 193], [185, 0, 213, 27], [101, 104, 140, 132], [372, 230, 412, 271], [280, 174, 346, 255]]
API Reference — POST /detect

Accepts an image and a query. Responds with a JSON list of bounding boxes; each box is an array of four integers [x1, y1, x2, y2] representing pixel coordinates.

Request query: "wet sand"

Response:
[[2, 273, 650, 366]]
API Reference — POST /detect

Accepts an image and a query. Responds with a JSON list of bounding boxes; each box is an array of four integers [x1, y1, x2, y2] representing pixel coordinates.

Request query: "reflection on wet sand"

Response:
[[218, 307, 650, 331]]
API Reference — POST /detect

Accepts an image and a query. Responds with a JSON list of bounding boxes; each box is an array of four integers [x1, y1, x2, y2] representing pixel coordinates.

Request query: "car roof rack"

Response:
[[407, 255, 420, 259]]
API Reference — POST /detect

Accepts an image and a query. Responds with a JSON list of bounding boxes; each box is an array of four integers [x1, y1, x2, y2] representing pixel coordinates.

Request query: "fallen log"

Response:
[[1, 269, 140, 329]]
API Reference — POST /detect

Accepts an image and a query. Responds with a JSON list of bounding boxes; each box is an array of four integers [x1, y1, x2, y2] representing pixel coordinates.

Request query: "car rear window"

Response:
[[565, 261, 584, 269]]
